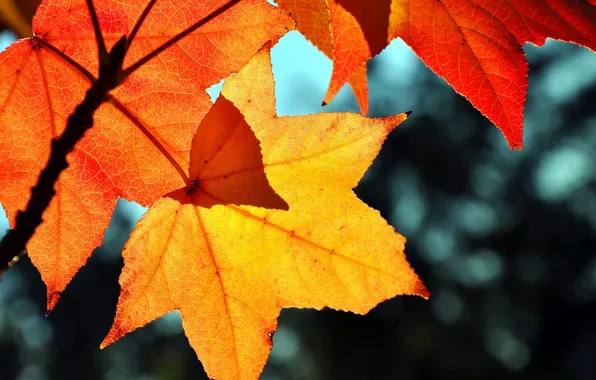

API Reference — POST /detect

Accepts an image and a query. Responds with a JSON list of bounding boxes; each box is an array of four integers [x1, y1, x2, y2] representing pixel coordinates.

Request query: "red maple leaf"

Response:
[[277, 0, 596, 148], [0, 0, 293, 310]]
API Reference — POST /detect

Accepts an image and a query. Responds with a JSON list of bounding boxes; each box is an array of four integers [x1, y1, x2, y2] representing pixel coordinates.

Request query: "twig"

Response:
[[126, 0, 159, 54], [86, 0, 109, 63], [0, 0, 245, 275], [0, 36, 127, 274], [122, 0, 241, 80]]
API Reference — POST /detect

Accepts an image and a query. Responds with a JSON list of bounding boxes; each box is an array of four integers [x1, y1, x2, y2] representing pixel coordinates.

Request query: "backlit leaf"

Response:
[[0, 0, 293, 310], [277, 0, 596, 148], [101, 46, 428, 380]]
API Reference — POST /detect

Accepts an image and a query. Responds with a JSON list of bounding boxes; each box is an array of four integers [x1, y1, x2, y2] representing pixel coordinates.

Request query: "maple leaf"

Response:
[[101, 46, 428, 380], [277, 0, 596, 148], [0, 0, 293, 310]]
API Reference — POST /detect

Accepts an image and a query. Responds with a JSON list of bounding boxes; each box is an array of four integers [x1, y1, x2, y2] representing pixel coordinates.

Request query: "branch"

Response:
[[86, 0, 108, 63], [0, 36, 127, 275], [126, 0, 159, 54], [122, 0, 241, 80], [0, 0, 246, 276]]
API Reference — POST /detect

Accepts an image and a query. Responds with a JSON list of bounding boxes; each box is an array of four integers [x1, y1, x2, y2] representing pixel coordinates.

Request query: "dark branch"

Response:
[[86, 0, 108, 64], [0, 0, 245, 276], [0, 36, 127, 275], [126, 0, 159, 54], [122, 0, 242, 80]]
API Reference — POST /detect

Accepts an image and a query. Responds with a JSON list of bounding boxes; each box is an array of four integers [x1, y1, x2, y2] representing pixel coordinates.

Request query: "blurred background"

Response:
[[1, 1, 596, 379]]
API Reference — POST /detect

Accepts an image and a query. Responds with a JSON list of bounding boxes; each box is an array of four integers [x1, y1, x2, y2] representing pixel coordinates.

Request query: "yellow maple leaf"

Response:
[[101, 46, 428, 380]]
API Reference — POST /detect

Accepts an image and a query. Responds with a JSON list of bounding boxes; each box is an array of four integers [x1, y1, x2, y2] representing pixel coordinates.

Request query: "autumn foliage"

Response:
[[100, 48, 427, 378], [0, 0, 594, 379], [0, 0, 293, 310], [277, 0, 596, 148]]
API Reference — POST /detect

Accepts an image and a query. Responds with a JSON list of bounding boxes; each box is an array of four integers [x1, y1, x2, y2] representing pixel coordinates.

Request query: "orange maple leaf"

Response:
[[277, 0, 596, 148], [0, 0, 293, 310], [101, 46, 428, 380]]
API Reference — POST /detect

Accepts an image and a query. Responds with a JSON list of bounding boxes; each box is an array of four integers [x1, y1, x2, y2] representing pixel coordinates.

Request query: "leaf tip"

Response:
[[418, 285, 431, 300], [411, 276, 430, 300], [507, 139, 523, 151], [100, 330, 119, 350], [46, 291, 61, 314], [403, 288, 430, 301], [503, 127, 523, 151]]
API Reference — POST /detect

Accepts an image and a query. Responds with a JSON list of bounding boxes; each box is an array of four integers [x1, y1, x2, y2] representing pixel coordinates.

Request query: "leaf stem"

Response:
[[35, 37, 97, 82], [0, 0, 241, 273], [126, 0, 159, 55], [85, 0, 108, 63], [122, 0, 242, 80], [0, 36, 127, 275], [37, 37, 190, 186], [108, 95, 191, 186]]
